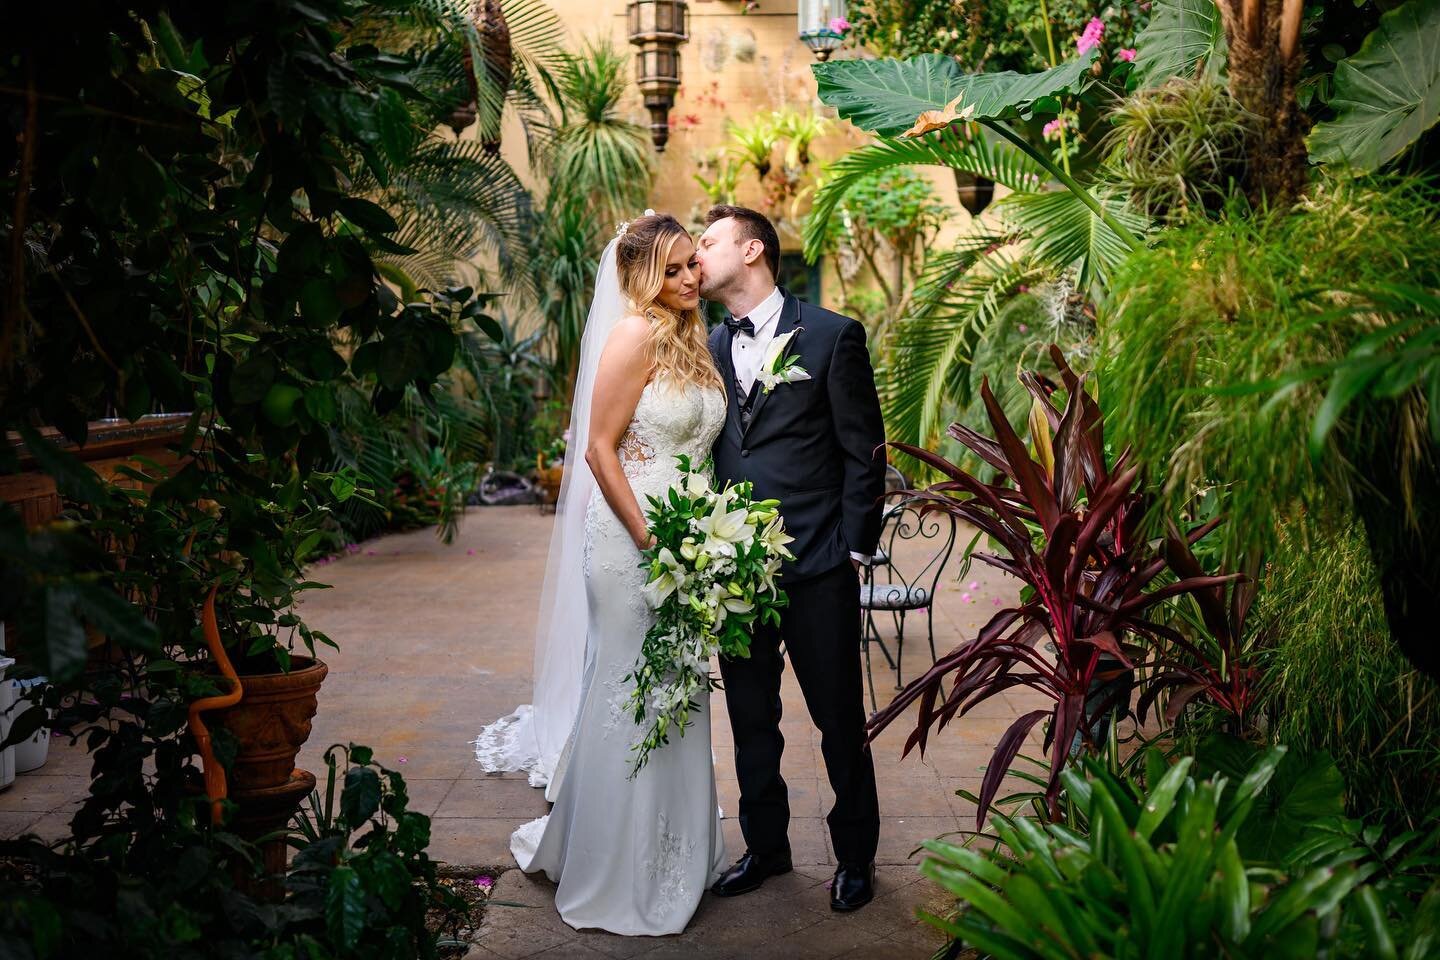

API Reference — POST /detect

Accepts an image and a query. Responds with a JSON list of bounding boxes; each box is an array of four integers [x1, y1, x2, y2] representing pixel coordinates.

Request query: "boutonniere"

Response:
[[756, 327, 810, 394]]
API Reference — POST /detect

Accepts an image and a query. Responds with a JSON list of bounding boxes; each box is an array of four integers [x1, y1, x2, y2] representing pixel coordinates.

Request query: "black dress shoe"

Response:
[[829, 862, 875, 912], [710, 849, 793, 897]]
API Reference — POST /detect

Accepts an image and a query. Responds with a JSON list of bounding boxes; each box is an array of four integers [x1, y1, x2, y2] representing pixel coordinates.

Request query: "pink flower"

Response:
[[1077, 17, 1104, 55], [961, 592, 972, 602], [397, 756, 408, 763], [992, 597, 1002, 606], [474, 875, 494, 890], [1018, 323, 1029, 333], [828, 16, 850, 33], [466, 548, 476, 556], [1118, 48, 1137, 62], [968, 581, 978, 590], [1042, 118, 1066, 141]]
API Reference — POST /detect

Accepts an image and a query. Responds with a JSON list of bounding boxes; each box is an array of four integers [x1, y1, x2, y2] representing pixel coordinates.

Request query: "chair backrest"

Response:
[[873, 492, 957, 600]]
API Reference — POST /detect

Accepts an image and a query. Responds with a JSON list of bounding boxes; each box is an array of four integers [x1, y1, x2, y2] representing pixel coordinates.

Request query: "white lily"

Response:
[[760, 516, 796, 560], [756, 328, 811, 394], [696, 504, 755, 557], [643, 547, 690, 608]]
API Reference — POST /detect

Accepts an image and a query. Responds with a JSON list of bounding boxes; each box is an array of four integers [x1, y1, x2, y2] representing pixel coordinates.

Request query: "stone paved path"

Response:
[[1, 505, 1045, 958]]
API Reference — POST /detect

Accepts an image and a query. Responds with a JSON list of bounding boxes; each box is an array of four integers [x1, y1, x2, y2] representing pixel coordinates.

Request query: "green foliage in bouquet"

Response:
[[626, 455, 793, 774]]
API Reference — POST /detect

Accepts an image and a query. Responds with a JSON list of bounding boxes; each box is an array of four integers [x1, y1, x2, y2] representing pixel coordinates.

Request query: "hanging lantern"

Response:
[[627, 0, 690, 152], [798, 0, 847, 62]]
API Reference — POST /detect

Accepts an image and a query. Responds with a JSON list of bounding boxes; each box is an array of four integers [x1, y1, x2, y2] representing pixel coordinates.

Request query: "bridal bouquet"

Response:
[[625, 454, 793, 775]]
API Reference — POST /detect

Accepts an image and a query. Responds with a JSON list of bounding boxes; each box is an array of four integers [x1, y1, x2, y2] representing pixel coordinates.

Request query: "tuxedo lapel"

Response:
[[741, 289, 801, 440]]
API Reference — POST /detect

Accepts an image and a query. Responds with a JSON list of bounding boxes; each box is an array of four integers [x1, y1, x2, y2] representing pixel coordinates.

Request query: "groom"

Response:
[[696, 204, 886, 912]]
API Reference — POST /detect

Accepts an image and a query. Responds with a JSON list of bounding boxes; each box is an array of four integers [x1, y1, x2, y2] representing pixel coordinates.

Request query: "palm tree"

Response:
[[547, 38, 655, 226], [350, 0, 568, 294]]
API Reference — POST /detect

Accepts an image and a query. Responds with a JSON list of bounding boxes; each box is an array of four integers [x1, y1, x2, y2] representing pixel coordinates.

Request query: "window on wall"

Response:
[[701, 252, 823, 328]]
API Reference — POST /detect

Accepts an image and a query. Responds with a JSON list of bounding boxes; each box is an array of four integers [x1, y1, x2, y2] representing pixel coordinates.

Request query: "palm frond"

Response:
[[881, 247, 1050, 450], [463, 0, 569, 152], [803, 127, 1047, 261], [549, 39, 654, 221], [376, 136, 534, 290], [995, 186, 1150, 290]]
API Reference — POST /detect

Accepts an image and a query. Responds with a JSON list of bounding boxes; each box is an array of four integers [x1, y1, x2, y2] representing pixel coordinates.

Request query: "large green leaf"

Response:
[[1193, 734, 1346, 864], [813, 50, 1098, 138], [1308, 0, 1440, 172], [995, 187, 1150, 289], [1131, 0, 1226, 89]]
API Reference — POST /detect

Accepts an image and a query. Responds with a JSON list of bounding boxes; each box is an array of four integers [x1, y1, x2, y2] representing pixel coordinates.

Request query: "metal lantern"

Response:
[[627, 0, 690, 152], [798, 0, 847, 61]]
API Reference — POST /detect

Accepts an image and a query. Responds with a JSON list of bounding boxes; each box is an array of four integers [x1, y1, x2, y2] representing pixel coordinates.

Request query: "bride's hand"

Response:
[[634, 531, 657, 551]]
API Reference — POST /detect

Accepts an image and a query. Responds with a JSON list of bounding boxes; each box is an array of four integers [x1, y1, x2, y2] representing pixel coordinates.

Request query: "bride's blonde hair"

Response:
[[615, 214, 723, 392]]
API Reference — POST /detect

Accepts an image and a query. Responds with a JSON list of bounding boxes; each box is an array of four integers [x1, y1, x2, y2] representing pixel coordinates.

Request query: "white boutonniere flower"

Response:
[[755, 327, 810, 394]]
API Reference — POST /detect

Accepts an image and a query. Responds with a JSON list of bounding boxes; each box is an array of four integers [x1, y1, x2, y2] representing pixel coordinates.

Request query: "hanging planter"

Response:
[[952, 169, 995, 216]]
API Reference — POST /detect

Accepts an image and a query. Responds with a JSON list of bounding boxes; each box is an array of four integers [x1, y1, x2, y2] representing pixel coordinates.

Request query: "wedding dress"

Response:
[[474, 237, 726, 936], [510, 378, 728, 935]]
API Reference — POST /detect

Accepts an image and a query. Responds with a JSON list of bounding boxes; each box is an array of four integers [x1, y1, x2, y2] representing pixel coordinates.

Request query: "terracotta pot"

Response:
[[213, 657, 328, 792]]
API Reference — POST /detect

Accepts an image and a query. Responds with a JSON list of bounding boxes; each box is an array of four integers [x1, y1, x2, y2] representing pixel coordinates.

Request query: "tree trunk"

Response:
[[1217, 0, 1309, 207]]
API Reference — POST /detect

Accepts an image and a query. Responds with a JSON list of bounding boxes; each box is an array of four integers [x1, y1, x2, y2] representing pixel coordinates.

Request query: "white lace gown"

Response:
[[510, 379, 729, 936]]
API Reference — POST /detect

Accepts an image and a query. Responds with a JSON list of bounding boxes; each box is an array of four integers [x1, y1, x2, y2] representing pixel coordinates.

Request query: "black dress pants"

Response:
[[717, 561, 880, 866]]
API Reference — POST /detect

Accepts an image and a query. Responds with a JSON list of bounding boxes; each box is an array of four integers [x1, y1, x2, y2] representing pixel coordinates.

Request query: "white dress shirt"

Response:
[[727, 286, 870, 567], [729, 285, 786, 395]]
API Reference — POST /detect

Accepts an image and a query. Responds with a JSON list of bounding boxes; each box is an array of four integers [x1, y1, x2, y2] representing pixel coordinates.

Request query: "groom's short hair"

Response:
[[704, 204, 781, 281]]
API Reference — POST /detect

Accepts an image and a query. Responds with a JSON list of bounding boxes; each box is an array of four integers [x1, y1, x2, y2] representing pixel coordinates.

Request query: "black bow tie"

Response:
[[724, 315, 754, 336]]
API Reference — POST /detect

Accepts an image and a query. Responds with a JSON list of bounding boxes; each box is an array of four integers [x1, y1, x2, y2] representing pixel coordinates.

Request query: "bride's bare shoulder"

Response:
[[604, 314, 651, 347]]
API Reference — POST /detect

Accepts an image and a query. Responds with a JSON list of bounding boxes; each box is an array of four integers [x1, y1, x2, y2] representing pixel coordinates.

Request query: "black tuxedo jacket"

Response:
[[708, 288, 887, 583]]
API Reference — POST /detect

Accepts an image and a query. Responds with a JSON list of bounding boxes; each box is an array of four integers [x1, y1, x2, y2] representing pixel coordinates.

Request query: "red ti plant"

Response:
[[1135, 532, 1263, 733], [872, 348, 1241, 825]]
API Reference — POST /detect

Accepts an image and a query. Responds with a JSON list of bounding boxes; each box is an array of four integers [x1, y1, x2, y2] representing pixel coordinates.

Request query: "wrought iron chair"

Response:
[[858, 492, 957, 713]]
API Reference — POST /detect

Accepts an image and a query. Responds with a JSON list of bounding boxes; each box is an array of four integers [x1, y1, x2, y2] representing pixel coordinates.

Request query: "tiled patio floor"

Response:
[[1, 505, 1045, 958]]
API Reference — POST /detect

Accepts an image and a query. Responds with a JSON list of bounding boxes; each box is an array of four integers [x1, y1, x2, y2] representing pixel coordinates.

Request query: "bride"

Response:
[[474, 212, 728, 935]]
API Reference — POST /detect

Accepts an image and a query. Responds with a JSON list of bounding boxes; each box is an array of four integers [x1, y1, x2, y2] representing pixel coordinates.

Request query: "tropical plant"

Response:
[[693, 150, 743, 208], [1137, 534, 1263, 733], [773, 107, 831, 169], [1256, 519, 1440, 824], [285, 743, 464, 957], [802, 121, 1144, 452], [727, 114, 782, 182], [1101, 176, 1440, 678], [871, 349, 1240, 823], [0, 742, 464, 958], [804, 163, 950, 344], [0, 3, 501, 951], [1102, 77, 1257, 223], [1307, 0, 1440, 173], [921, 746, 1440, 959], [520, 192, 603, 387], [1128, 0, 1226, 90], [547, 38, 655, 225]]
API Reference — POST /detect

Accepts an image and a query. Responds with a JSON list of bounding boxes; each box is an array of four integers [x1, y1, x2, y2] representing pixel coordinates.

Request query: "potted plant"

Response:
[[535, 429, 568, 510]]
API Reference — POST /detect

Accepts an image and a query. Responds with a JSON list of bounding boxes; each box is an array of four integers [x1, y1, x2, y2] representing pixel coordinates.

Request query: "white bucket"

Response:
[[11, 677, 50, 773], [0, 657, 15, 790]]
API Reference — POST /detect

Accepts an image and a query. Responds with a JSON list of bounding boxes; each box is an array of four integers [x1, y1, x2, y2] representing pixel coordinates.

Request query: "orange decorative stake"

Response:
[[188, 584, 242, 825]]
